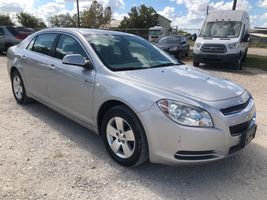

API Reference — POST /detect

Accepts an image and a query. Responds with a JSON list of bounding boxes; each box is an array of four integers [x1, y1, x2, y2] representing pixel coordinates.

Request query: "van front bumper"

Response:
[[193, 52, 240, 65]]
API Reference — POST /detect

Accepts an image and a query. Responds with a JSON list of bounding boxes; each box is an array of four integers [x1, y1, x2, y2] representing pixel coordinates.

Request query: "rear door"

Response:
[[21, 33, 58, 101], [0, 27, 5, 51], [47, 34, 95, 124]]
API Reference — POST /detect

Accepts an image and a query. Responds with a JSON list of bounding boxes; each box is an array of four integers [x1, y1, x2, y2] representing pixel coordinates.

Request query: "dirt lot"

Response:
[[0, 55, 267, 200]]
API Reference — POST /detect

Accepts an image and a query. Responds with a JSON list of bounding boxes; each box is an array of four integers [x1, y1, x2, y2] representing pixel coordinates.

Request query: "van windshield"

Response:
[[200, 21, 242, 38]]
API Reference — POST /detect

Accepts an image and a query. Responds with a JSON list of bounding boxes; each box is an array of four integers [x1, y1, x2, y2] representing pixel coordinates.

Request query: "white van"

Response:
[[193, 10, 250, 69]]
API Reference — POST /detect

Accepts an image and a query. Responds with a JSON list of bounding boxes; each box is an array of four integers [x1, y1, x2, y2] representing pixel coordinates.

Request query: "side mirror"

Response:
[[62, 54, 93, 70], [242, 33, 250, 42]]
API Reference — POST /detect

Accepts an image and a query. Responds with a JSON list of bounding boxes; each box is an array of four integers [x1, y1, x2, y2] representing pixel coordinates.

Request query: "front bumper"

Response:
[[193, 52, 240, 65], [138, 98, 256, 165]]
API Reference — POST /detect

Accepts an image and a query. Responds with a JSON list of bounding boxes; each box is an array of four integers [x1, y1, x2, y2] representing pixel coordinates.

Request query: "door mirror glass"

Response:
[[62, 54, 93, 70], [243, 33, 250, 42]]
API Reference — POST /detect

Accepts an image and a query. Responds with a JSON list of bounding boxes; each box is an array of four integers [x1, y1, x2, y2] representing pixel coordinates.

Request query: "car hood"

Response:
[[157, 43, 178, 50], [116, 65, 244, 101]]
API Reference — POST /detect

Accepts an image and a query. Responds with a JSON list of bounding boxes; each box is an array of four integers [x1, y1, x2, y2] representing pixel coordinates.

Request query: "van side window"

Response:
[[26, 37, 36, 50], [55, 35, 88, 60], [0, 28, 4, 36], [32, 34, 57, 56]]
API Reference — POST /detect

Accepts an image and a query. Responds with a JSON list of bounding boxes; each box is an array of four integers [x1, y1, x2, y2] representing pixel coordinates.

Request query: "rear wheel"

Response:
[[193, 61, 200, 67], [177, 51, 182, 60], [5, 44, 12, 52], [11, 70, 31, 104], [101, 105, 148, 167]]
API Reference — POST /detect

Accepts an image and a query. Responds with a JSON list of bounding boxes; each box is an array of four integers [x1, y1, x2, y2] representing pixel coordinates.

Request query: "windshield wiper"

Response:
[[113, 66, 149, 71], [150, 62, 182, 69]]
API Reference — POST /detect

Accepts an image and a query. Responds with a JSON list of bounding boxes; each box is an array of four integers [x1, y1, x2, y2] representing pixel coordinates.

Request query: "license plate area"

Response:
[[240, 124, 257, 148]]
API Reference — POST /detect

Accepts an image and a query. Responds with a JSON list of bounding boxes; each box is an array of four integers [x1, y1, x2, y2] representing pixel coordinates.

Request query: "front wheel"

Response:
[[11, 70, 31, 104], [193, 61, 200, 67], [101, 105, 148, 167]]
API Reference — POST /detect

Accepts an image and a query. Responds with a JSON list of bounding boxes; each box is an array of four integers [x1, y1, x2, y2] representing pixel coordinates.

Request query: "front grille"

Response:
[[221, 98, 251, 116], [229, 119, 252, 136], [174, 150, 218, 160], [201, 44, 227, 53]]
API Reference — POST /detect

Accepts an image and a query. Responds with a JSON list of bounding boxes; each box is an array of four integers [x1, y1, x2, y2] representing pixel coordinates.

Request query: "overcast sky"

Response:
[[0, 0, 266, 28]]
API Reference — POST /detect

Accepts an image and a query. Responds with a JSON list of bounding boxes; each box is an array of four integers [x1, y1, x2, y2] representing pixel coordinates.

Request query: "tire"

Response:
[[234, 56, 243, 70], [11, 70, 31, 104], [193, 61, 200, 67], [177, 51, 182, 60], [5, 44, 12, 52], [101, 105, 149, 167]]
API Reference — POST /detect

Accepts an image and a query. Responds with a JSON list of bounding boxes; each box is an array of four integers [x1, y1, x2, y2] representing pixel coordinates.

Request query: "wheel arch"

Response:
[[97, 100, 140, 136]]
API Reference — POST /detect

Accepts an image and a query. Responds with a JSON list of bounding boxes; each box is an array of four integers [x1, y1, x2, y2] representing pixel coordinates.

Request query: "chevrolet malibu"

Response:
[[7, 28, 257, 166]]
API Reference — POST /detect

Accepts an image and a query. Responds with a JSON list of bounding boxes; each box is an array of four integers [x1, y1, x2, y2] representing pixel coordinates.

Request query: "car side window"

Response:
[[32, 34, 57, 56], [55, 34, 88, 60], [26, 37, 36, 50], [0, 28, 4, 36]]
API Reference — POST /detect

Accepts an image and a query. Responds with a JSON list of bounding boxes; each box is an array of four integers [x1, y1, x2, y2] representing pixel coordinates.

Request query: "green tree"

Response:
[[16, 12, 46, 28], [119, 4, 158, 28], [0, 15, 14, 26], [48, 13, 77, 27], [81, 1, 112, 28]]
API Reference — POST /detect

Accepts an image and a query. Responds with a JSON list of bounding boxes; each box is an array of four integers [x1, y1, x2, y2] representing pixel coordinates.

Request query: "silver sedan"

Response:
[[7, 28, 257, 166]]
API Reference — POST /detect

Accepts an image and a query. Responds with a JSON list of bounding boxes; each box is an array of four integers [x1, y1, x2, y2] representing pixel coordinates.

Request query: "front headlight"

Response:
[[157, 99, 213, 127], [169, 46, 178, 51], [228, 42, 239, 49]]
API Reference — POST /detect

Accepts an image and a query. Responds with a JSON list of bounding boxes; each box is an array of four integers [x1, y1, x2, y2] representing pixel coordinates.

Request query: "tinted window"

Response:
[[56, 35, 87, 60], [0, 28, 4, 36], [32, 34, 57, 56]]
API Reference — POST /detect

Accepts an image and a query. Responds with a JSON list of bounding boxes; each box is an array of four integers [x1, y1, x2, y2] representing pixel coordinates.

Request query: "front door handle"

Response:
[[49, 64, 56, 70], [21, 55, 26, 59]]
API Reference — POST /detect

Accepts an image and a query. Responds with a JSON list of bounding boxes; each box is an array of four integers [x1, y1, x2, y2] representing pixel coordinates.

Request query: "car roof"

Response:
[[37, 28, 132, 36]]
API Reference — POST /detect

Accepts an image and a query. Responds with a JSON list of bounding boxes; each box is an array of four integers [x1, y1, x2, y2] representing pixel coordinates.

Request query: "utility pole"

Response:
[[232, 0, 237, 10], [206, 5, 209, 15], [76, 0, 80, 28]]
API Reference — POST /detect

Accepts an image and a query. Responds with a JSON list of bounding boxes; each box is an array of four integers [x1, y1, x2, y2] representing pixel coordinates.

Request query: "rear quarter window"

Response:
[[32, 34, 57, 56]]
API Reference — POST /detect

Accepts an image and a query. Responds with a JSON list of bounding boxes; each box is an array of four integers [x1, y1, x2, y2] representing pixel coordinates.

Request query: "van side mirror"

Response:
[[242, 33, 250, 42], [62, 54, 93, 70]]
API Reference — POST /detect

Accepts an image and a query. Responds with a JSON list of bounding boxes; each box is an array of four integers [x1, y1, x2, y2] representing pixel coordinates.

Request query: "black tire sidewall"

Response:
[[101, 106, 144, 166], [11, 71, 27, 104]]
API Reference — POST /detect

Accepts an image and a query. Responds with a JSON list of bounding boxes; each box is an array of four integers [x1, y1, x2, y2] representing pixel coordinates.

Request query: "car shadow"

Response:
[[20, 101, 267, 199]]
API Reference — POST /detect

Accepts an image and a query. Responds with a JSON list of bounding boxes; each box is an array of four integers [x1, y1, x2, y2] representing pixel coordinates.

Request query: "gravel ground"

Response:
[[0, 55, 267, 200]]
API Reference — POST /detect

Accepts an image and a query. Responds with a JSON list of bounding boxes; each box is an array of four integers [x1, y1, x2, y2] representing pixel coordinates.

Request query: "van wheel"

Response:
[[11, 70, 31, 104], [235, 57, 243, 70], [193, 61, 200, 67], [101, 105, 148, 167]]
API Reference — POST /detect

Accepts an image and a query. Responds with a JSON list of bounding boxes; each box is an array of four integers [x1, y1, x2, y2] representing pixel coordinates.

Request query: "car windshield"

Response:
[[84, 34, 180, 71], [149, 30, 161, 36], [200, 21, 242, 38], [158, 37, 181, 44]]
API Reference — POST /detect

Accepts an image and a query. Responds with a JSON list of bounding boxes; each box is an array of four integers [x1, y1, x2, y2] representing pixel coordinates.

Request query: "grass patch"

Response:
[[249, 42, 267, 48], [246, 55, 267, 70]]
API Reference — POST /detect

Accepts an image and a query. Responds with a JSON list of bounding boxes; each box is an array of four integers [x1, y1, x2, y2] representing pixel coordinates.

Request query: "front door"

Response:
[[47, 34, 95, 124]]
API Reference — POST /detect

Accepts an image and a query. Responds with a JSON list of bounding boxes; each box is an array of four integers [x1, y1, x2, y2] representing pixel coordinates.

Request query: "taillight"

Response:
[[16, 34, 26, 40]]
